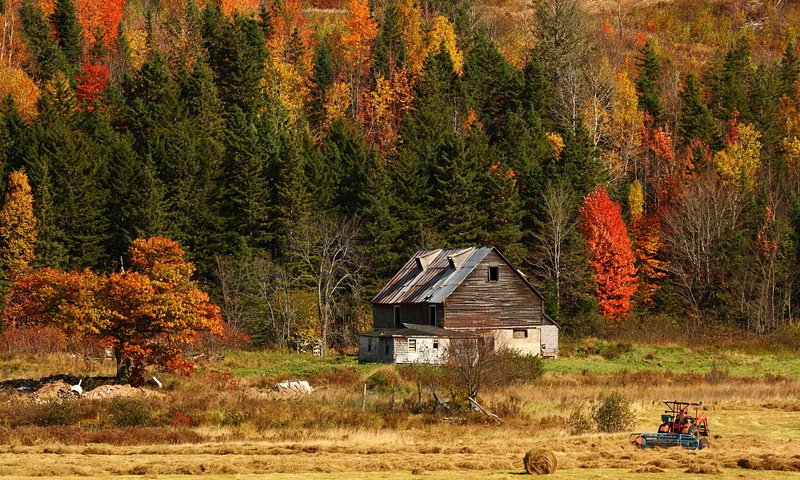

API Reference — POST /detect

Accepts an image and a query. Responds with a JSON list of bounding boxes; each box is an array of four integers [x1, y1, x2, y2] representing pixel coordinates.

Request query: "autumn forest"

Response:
[[1, 0, 800, 351]]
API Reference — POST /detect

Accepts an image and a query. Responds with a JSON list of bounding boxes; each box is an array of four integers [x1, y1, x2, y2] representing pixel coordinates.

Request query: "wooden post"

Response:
[[362, 383, 367, 411]]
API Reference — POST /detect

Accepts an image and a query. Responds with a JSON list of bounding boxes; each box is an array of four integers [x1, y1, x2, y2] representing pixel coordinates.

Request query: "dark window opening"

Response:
[[429, 305, 436, 326], [367, 341, 372, 352], [433, 340, 439, 349], [512, 329, 528, 339], [393, 305, 401, 327], [408, 339, 417, 352], [489, 266, 499, 282], [385, 344, 390, 355]]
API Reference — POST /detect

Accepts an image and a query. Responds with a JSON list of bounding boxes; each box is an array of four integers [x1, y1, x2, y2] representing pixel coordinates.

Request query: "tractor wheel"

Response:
[[688, 425, 699, 437], [699, 438, 710, 450]]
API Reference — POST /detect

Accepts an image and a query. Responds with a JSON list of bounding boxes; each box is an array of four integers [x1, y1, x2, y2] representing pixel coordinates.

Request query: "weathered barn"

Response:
[[358, 247, 558, 364]]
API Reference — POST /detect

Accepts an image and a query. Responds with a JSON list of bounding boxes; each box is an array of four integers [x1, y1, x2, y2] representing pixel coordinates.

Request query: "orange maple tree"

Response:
[[579, 186, 638, 320], [342, 0, 378, 118], [3, 237, 223, 385], [75, 0, 125, 51]]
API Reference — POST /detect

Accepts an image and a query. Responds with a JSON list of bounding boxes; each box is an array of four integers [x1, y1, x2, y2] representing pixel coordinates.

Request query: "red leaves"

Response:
[[579, 186, 638, 320], [75, 63, 109, 107], [76, 0, 125, 49]]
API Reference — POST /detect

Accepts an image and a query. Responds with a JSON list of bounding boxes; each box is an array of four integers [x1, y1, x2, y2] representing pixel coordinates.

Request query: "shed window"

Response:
[[385, 344, 390, 355], [489, 266, 499, 282], [512, 329, 528, 339], [408, 339, 417, 352], [433, 340, 439, 349], [393, 305, 401, 327], [429, 305, 436, 326], [367, 340, 372, 352]]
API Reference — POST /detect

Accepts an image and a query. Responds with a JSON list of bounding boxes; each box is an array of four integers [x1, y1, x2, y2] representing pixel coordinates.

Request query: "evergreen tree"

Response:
[[223, 106, 271, 251], [462, 33, 522, 140], [677, 74, 718, 148], [324, 118, 374, 217], [749, 64, 782, 155], [431, 132, 486, 247], [374, 0, 406, 77], [780, 42, 799, 96], [308, 37, 336, 129], [550, 121, 604, 197], [51, 0, 83, 71], [521, 56, 555, 130], [635, 40, 663, 122], [481, 153, 525, 264], [19, 0, 67, 82], [711, 41, 755, 122]]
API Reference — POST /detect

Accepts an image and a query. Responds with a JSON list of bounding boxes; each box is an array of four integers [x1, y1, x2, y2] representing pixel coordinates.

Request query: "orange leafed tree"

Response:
[[342, 0, 378, 117], [579, 186, 638, 320], [4, 237, 223, 385], [76, 0, 125, 51]]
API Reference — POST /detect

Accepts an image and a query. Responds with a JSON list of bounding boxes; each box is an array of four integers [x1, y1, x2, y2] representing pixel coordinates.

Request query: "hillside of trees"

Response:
[[1, 0, 800, 349]]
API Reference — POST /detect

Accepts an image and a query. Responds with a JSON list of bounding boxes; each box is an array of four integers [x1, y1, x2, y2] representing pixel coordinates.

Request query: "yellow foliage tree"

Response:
[[0, 170, 37, 282], [714, 123, 762, 189], [628, 180, 644, 222], [343, 0, 378, 117], [427, 15, 463, 75], [602, 70, 643, 183], [396, 0, 425, 75], [323, 80, 352, 128], [0, 67, 39, 121]]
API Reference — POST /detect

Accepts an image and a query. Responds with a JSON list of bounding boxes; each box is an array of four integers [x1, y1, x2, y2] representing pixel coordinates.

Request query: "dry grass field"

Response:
[[1, 342, 800, 479]]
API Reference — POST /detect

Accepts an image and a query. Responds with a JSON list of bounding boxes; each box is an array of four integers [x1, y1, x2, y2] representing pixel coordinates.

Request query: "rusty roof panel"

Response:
[[370, 247, 493, 304]]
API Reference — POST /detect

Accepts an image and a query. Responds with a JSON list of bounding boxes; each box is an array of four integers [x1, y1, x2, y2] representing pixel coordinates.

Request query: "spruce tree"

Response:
[[19, 0, 67, 82], [635, 40, 663, 122], [711, 41, 755, 122], [521, 56, 555, 130], [51, 0, 83, 71], [374, 0, 406, 77], [308, 38, 336, 129], [223, 106, 271, 251], [677, 74, 718, 148], [780, 42, 799, 96]]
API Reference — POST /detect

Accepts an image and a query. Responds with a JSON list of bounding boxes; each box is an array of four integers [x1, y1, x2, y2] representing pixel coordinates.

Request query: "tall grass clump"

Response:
[[591, 392, 632, 432]]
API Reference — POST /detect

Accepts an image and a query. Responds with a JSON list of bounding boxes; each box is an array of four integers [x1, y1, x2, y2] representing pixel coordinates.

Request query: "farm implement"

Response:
[[630, 401, 710, 450]]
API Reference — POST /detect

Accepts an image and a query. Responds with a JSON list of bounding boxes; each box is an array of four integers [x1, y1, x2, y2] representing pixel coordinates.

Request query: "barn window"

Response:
[[393, 305, 401, 327], [429, 305, 437, 326], [367, 340, 372, 352], [385, 343, 390, 355], [433, 340, 439, 349], [512, 329, 528, 339], [489, 266, 499, 282], [408, 339, 417, 352]]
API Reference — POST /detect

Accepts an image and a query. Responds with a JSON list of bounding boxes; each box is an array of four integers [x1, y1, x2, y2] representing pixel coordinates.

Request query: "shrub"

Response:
[[568, 404, 593, 434], [32, 400, 80, 426], [366, 368, 406, 393], [107, 399, 154, 427], [591, 392, 632, 432]]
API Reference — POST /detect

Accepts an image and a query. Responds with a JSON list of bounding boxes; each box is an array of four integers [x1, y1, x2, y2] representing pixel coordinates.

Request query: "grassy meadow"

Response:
[[1, 340, 800, 478]]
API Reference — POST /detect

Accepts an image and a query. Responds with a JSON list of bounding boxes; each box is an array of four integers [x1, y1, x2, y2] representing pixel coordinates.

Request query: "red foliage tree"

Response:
[[579, 186, 638, 320], [75, 63, 109, 108], [75, 0, 125, 51], [3, 237, 224, 385]]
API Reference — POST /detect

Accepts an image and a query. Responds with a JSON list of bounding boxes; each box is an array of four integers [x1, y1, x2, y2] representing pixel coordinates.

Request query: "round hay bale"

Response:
[[523, 449, 558, 475]]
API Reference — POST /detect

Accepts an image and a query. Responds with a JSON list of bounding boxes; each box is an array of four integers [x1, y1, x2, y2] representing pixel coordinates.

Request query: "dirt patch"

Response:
[[83, 385, 163, 400], [34, 380, 73, 400]]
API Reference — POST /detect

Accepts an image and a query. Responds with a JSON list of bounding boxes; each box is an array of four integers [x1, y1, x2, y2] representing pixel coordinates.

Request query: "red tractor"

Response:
[[631, 401, 710, 450]]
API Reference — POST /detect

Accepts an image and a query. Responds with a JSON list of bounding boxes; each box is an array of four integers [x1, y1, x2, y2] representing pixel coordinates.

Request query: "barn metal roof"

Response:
[[361, 323, 477, 338], [371, 247, 494, 305]]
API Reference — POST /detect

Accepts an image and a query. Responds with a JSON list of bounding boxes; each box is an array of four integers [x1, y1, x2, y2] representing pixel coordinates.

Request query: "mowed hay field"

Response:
[[2, 343, 800, 479]]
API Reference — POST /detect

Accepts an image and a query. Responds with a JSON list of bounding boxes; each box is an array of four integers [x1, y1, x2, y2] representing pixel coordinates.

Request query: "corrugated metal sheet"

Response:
[[370, 247, 493, 305]]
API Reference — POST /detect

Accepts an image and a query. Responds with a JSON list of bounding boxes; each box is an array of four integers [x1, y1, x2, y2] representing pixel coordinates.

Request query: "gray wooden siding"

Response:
[[443, 251, 544, 329]]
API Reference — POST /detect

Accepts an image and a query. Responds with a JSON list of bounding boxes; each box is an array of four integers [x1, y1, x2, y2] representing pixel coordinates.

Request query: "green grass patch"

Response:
[[548, 341, 800, 379], [209, 350, 376, 379]]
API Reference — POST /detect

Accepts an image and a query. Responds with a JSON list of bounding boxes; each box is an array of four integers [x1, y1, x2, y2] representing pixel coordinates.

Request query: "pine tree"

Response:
[[374, 0, 406, 77], [677, 73, 718, 148], [223, 106, 271, 251], [308, 37, 336, 129], [521, 56, 555, 129], [19, 0, 67, 82], [51, 0, 83, 71], [462, 32, 522, 140], [780, 42, 799, 96], [635, 40, 663, 122], [711, 41, 755, 123], [431, 132, 486, 247], [0, 170, 37, 282], [482, 155, 525, 264], [324, 118, 374, 217]]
